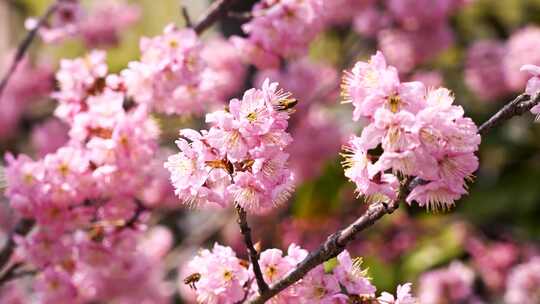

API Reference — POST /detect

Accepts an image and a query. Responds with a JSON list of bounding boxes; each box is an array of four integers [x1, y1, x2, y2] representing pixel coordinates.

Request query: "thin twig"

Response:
[[181, 5, 192, 27], [478, 93, 540, 135], [0, 219, 34, 273], [123, 200, 147, 229], [0, 262, 35, 286], [235, 205, 269, 294], [248, 92, 540, 303], [0, 1, 60, 99], [193, 0, 238, 34]]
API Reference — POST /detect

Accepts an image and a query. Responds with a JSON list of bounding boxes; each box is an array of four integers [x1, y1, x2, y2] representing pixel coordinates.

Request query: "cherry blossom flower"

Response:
[[504, 257, 540, 304], [232, 0, 324, 68], [342, 52, 480, 210], [465, 40, 510, 101], [504, 26, 540, 90], [418, 262, 475, 303], [184, 243, 250, 304], [165, 80, 296, 214], [378, 283, 417, 304], [334, 251, 376, 296], [521, 65, 540, 97]]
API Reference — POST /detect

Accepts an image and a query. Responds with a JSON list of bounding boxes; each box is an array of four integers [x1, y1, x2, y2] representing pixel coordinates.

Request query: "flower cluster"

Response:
[[164, 80, 295, 214], [182, 243, 416, 304], [465, 40, 510, 101], [418, 262, 476, 303], [26, 0, 140, 47], [0, 55, 53, 140], [342, 52, 480, 210], [3, 48, 170, 302], [123, 25, 246, 115], [231, 0, 323, 68], [504, 26, 540, 91], [464, 25, 540, 101], [504, 257, 540, 304], [364, 0, 468, 73], [231, 0, 471, 72]]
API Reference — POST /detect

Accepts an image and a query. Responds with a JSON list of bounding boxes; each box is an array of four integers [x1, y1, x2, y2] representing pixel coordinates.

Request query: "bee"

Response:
[[205, 159, 234, 174], [275, 98, 298, 112], [348, 295, 378, 304], [236, 159, 255, 172], [184, 273, 201, 290], [88, 224, 106, 242]]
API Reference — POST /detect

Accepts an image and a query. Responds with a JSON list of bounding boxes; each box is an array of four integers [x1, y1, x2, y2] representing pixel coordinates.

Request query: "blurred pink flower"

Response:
[[505, 257, 540, 304], [465, 40, 510, 101], [31, 119, 70, 157], [504, 26, 540, 90], [418, 262, 475, 303]]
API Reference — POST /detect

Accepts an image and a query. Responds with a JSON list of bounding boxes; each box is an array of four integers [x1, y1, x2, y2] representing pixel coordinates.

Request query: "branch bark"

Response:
[[248, 178, 411, 304], [248, 92, 540, 304], [235, 205, 269, 294], [0, 1, 60, 99], [193, 0, 238, 34], [478, 93, 540, 135], [181, 5, 192, 28], [0, 262, 35, 286], [0, 219, 34, 272]]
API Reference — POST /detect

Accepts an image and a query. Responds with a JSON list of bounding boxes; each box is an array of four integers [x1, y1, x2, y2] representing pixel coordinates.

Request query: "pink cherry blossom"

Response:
[[504, 26, 540, 90], [378, 283, 417, 304], [418, 262, 475, 303], [334, 251, 376, 296], [26, 0, 140, 47], [31, 119, 70, 157], [521, 64, 540, 97], [122, 25, 206, 115], [296, 266, 345, 304], [184, 243, 250, 304], [53, 50, 109, 122], [26, 0, 82, 44], [342, 52, 480, 210], [232, 0, 324, 68], [504, 257, 540, 304], [465, 40, 510, 101], [78, 0, 140, 47], [165, 80, 295, 214], [200, 38, 247, 103]]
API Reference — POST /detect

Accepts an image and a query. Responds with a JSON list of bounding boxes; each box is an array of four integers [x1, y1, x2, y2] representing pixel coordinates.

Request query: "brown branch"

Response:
[[478, 93, 540, 135], [0, 219, 34, 273], [0, 1, 60, 99], [0, 262, 35, 286], [193, 0, 239, 34], [181, 5, 192, 27], [248, 92, 540, 303], [123, 200, 147, 229], [248, 178, 412, 304], [235, 205, 269, 294]]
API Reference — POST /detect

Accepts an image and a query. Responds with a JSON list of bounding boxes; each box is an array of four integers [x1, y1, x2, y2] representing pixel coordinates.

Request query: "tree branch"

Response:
[[248, 178, 412, 304], [0, 262, 35, 286], [0, 1, 60, 99], [193, 0, 239, 34], [248, 92, 540, 303], [235, 205, 269, 294], [181, 5, 192, 27], [478, 93, 540, 135], [0, 219, 34, 272]]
